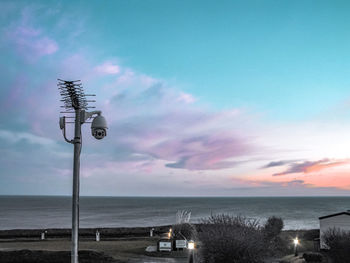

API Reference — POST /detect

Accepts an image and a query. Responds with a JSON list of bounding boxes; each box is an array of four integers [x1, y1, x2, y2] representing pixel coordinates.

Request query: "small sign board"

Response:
[[175, 240, 187, 249], [158, 240, 172, 252]]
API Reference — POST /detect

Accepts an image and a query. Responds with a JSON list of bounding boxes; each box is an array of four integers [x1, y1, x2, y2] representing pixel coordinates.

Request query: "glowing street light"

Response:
[[168, 228, 172, 239], [293, 237, 299, 256], [187, 240, 195, 250]]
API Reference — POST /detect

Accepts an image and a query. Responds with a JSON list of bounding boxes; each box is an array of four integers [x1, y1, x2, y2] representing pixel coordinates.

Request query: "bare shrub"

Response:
[[196, 214, 267, 263], [172, 222, 197, 240], [176, 210, 191, 224], [323, 228, 350, 263], [172, 210, 197, 240]]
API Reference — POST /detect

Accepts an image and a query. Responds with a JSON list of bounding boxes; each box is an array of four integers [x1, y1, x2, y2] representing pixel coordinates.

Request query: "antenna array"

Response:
[[58, 79, 95, 112]]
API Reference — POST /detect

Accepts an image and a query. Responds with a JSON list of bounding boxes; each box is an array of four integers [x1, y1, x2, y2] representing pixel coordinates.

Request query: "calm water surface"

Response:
[[0, 196, 349, 230]]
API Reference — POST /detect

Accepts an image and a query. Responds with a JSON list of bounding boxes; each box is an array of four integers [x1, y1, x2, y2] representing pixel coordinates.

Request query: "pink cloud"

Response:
[[232, 176, 350, 195], [154, 134, 250, 170], [7, 25, 58, 60], [88, 68, 257, 171], [247, 158, 350, 192], [266, 158, 350, 176], [107, 91, 253, 171], [94, 62, 120, 75], [177, 92, 196, 104]]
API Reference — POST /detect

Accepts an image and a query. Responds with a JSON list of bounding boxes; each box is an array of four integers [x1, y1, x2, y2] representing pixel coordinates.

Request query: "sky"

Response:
[[1, 0, 350, 196]]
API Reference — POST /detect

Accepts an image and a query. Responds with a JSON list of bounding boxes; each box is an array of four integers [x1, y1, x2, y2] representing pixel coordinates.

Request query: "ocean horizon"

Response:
[[1, 195, 349, 231]]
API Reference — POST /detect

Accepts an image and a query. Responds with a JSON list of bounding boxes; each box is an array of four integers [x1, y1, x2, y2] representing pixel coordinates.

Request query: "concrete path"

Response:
[[129, 255, 188, 263]]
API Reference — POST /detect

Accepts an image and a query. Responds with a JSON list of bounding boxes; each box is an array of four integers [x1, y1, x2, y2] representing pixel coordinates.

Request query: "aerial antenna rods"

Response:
[[57, 79, 96, 111]]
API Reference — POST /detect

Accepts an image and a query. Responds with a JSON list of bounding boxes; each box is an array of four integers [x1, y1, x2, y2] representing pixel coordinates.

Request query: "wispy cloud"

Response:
[[177, 92, 196, 104], [94, 62, 120, 75], [103, 74, 255, 170], [269, 158, 350, 176], [6, 25, 58, 60], [0, 130, 56, 146], [2, 6, 59, 62], [261, 160, 298, 169]]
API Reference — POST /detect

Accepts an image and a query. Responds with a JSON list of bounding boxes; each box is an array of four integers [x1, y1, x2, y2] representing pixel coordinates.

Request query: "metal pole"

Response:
[[72, 109, 81, 263], [188, 251, 194, 263]]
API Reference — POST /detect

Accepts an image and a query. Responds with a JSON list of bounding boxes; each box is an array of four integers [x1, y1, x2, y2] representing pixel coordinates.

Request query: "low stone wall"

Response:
[[0, 225, 171, 239], [0, 250, 120, 263]]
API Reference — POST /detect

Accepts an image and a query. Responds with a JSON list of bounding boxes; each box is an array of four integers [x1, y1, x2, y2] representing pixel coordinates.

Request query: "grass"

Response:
[[0, 238, 157, 262]]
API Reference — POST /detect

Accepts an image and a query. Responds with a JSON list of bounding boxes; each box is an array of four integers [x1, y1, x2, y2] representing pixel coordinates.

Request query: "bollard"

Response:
[[188, 240, 195, 263], [96, 230, 100, 242], [293, 238, 299, 256], [41, 231, 47, 240]]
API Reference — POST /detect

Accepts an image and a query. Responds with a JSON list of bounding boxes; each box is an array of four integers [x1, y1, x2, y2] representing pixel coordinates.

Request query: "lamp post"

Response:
[[58, 80, 107, 263], [168, 228, 173, 239], [188, 240, 195, 263], [293, 237, 299, 257]]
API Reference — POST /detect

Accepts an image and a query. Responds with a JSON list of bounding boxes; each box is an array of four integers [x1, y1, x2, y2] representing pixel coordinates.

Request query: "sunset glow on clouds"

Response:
[[264, 159, 350, 177], [1, 1, 350, 196]]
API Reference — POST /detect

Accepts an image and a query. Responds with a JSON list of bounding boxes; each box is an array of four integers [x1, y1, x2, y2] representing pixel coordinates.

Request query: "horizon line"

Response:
[[1, 194, 350, 198]]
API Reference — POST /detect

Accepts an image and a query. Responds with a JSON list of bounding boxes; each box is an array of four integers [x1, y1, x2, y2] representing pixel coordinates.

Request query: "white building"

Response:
[[319, 211, 350, 249]]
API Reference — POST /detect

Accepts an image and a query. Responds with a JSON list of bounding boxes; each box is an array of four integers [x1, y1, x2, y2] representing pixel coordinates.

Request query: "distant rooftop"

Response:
[[319, 211, 350, 220]]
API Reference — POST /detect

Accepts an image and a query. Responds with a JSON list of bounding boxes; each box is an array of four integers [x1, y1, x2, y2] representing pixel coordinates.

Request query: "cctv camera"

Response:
[[91, 115, 108, 140], [92, 128, 106, 140]]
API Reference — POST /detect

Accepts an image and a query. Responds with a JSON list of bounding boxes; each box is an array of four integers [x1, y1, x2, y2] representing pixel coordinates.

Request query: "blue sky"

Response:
[[1, 0, 350, 196], [76, 0, 350, 119]]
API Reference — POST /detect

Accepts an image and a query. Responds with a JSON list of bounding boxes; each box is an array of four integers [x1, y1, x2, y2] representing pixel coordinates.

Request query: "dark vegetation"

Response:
[[262, 216, 286, 254], [0, 250, 119, 263], [323, 228, 350, 263], [194, 214, 285, 263], [301, 229, 319, 240], [302, 252, 323, 262]]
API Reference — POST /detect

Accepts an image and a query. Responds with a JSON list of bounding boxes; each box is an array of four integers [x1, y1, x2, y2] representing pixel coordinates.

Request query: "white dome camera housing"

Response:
[[91, 115, 108, 140]]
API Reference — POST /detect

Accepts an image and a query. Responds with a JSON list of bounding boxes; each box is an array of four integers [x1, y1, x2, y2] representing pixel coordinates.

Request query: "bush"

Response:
[[302, 229, 319, 241], [261, 216, 288, 256], [263, 216, 283, 249], [323, 228, 350, 263], [302, 252, 323, 262], [197, 214, 267, 263], [172, 210, 197, 241], [263, 216, 284, 240]]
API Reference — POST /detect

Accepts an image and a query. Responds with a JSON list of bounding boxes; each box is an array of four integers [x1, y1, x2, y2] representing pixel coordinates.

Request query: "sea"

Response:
[[0, 196, 349, 230]]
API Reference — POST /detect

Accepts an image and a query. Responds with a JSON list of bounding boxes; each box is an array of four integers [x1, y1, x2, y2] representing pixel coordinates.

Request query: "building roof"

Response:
[[319, 211, 350, 220]]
